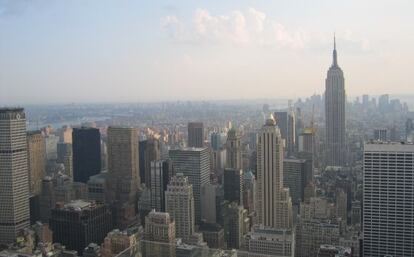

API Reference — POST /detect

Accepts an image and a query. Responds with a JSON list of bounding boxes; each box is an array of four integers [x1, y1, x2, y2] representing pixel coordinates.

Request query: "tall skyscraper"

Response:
[[187, 122, 204, 147], [73, 127, 102, 183], [27, 130, 46, 196], [223, 168, 243, 205], [226, 127, 242, 170], [165, 173, 195, 241], [0, 108, 30, 244], [150, 159, 172, 212], [143, 138, 161, 187], [169, 147, 210, 224], [325, 36, 346, 166], [283, 157, 309, 205], [211, 132, 222, 151], [256, 115, 293, 229], [363, 142, 414, 257], [274, 111, 296, 155], [107, 127, 140, 204]]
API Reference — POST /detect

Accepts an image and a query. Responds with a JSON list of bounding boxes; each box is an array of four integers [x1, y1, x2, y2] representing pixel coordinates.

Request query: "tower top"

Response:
[[332, 34, 338, 67]]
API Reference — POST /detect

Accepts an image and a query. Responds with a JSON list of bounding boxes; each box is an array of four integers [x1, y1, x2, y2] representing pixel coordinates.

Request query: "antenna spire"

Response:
[[332, 33, 338, 66]]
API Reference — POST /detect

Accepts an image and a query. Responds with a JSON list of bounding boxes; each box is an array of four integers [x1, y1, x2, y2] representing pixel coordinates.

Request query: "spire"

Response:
[[332, 33, 338, 67]]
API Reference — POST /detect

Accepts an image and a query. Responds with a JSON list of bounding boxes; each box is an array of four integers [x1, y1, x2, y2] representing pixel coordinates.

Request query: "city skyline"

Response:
[[1, 0, 414, 104]]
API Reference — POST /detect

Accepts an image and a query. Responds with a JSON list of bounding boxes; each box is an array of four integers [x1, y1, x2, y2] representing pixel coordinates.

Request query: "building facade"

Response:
[[0, 108, 30, 244]]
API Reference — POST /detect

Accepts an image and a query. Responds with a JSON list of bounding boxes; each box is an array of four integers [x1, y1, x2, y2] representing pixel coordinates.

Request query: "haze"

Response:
[[1, 0, 413, 104]]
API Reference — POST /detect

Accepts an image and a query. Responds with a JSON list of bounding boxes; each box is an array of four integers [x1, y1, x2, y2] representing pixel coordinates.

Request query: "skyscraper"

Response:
[[73, 127, 101, 183], [325, 36, 346, 166], [274, 111, 296, 155], [57, 142, 73, 178], [223, 168, 243, 205], [0, 108, 30, 244], [363, 142, 414, 257], [256, 115, 293, 229], [143, 138, 161, 187], [27, 130, 46, 196], [187, 122, 204, 148], [107, 127, 140, 203], [169, 147, 210, 224], [226, 127, 242, 170], [165, 173, 195, 241], [150, 159, 172, 212]]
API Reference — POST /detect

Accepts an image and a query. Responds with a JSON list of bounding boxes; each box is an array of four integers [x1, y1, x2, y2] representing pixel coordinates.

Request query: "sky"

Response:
[[1, 0, 414, 104]]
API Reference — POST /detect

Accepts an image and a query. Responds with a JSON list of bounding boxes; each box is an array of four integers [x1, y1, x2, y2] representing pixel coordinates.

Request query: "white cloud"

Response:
[[161, 8, 370, 52]]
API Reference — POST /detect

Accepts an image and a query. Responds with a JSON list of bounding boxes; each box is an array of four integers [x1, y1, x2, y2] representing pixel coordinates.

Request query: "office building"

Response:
[[325, 37, 346, 166], [274, 111, 296, 155], [201, 183, 220, 224], [144, 210, 176, 257], [187, 122, 204, 148], [27, 131, 46, 196], [363, 142, 414, 257], [256, 115, 293, 229], [165, 173, 195, 241], [150, 159, 172, 212], [198, 223, 225, 249], [0, 108, 30, 244], [57, 142, 73, 178], [243, 171, 256, 216], [142, 138, 161, 187], [169, 147, 210, 224], [225, 202, 246, 250], [223, 168, 243, 205], [107, 126, 140, 204], [226, 128, 242, 170], [211, 132, 222, 151], [336, 189, 348, 224], [283, 157, 310, 205], [87, 172, 109, 204], [73, 127, 101, 183], [49, 200, 112, 255]]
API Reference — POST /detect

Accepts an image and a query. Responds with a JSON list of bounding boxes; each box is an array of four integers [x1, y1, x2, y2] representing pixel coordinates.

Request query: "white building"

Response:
[[363, 142, 414, 257]]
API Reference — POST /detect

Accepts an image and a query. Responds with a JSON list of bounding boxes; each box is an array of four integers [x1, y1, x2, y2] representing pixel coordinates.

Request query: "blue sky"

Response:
[[1, 0, 413, 104]]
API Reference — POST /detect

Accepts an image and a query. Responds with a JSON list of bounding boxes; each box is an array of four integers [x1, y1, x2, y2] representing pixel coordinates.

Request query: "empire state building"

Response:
[[325, 37, 346, 166]]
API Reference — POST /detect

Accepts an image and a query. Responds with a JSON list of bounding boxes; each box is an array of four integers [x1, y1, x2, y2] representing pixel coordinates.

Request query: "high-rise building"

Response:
[[274, 111, 296, 155], [283, 157, 310, 205], [150, 160, 172, 212], [187, 122, 204, 148], [72, 127, 101, 183], [243, 171, 256, 216], [225, 202, 246, 250], [226, 128, 242, 170], [143, 210, 176, 257], [223, 168, 243, 205], [201, 183, 220, 224], [325, 36, 346, 166], [363, 142, 414, 257], [60, 125, 73, 144], [336, 189, 348, 224], [57, 142, 73, 178], [0, 108, 30, 244], [241, 226, 294, 257], [107, 126, 140, 204], [169, 147, 210, 224], [143, 138, 161, 187], [256, 116, 293, 229], [27, 131, 46, 196], [49, 200, 112, 255], [165, 173, 196, 242], [211, 132, 222, 151], [198, 223, 225, 249]]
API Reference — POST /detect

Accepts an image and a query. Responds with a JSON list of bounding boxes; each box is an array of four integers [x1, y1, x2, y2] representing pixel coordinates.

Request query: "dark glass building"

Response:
[[73, 127, 101, 183], [223, 168, 243, 205]]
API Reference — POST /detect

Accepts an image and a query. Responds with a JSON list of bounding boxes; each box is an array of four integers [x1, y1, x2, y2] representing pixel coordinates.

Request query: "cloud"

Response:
[[161, 8, 370, 52]]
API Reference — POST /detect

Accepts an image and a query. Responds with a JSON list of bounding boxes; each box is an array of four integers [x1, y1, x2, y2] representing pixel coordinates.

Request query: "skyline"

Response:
[[1, 0, 414, 104]]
